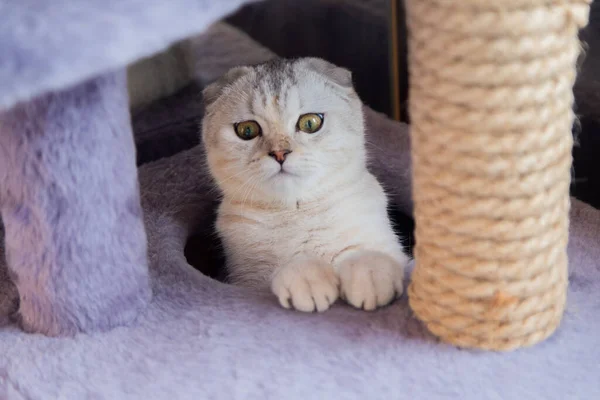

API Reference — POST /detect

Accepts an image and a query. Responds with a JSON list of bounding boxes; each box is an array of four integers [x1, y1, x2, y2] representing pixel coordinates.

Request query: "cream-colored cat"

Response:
[[202, 58, 410, 312]]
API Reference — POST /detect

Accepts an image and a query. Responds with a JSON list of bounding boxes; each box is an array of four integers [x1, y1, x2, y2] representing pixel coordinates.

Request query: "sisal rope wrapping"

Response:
[[406, 0, 592, 351]]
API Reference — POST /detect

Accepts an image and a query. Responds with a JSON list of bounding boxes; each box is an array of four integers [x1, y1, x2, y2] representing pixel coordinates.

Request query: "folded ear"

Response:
[[203, 66, 253, 107], [299, 57, 353, 89]]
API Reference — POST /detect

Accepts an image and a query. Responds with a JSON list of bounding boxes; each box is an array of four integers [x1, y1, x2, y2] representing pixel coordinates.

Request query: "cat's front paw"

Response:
[[337, 251, 405, 311], [271, 257, 340, 313]]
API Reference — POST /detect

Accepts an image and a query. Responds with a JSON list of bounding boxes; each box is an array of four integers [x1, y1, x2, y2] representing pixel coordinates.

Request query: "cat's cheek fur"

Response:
[[336, 250, 407, 311]]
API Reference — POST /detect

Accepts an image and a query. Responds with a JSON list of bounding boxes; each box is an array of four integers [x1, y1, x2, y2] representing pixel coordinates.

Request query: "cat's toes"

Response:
[[337, 250, 405, 311], [271, 257, 339, 313]]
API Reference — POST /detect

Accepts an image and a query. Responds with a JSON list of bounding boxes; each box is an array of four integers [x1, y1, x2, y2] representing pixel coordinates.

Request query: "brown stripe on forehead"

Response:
[[260, 90, 269, 109], [255, 59, 296, 96], [247, 93, 255, 115]]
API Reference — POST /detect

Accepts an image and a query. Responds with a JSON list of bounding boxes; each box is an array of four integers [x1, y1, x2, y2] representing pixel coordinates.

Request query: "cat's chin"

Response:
[[267, 171, 301, 191], [262, 173, 310, 201]]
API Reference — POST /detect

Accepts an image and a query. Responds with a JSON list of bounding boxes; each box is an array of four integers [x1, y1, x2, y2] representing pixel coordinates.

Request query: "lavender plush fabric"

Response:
[[0, 0, 259, 110], [1, 23, 599, 399], [0, 70, 150, 336], [0, 0, 262, 336], [1, 116, 599, 399]]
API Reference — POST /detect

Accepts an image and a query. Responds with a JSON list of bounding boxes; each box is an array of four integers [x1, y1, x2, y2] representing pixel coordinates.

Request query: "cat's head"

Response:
[[201, 58, 366, 205]]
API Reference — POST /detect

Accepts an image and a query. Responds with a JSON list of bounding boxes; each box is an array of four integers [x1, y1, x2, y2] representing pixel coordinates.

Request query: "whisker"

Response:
[[365, 140, 387, 154], [227, 175, 256, 207], [247, 175, 264, 210], [217, 168, 251, 188], [239, 175, 262, 213]]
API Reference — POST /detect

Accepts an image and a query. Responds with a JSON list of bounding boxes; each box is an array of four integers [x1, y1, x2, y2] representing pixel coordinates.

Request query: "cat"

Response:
[[201, 58, 410, 312]]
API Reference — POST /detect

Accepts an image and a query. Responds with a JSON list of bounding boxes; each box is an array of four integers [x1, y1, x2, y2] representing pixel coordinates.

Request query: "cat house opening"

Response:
[[183, 202, 415, 284], [184, 206, 229, 283]]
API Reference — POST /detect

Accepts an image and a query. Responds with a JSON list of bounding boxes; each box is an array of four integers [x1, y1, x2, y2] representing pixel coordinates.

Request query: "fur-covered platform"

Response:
[[1, 7, 599, 400]]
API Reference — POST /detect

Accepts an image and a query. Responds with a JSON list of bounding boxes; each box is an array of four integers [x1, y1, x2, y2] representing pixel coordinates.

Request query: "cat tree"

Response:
[[1, 0, 599, 397], [406, 0, 592, 350]]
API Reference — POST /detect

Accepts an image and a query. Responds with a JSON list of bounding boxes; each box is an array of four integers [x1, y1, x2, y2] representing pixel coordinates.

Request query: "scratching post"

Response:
[[406, 0, 592, 350]]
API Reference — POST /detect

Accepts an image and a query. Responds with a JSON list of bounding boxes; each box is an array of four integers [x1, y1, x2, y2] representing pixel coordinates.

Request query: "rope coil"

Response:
[[406, 0, 592, 351]]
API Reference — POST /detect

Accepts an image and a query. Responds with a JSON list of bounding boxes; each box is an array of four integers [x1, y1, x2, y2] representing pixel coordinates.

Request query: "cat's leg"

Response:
[[0, 70, 151, 336], [271, 255, 340, 312], [335, 249, 408, 311]]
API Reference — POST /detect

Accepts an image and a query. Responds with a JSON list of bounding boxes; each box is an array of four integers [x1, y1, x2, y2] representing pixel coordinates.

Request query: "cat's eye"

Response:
[[234, 120, 262, 140], [297, 113, 324, 134]]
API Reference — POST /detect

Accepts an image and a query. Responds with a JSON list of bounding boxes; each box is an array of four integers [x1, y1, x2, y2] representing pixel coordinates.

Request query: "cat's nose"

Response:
[[268, 150, 292, 165]]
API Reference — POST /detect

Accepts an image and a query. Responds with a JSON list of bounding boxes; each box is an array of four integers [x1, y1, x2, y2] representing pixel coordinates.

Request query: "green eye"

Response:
[[234, 120, 262, 140], [297, 113, 324, 134]]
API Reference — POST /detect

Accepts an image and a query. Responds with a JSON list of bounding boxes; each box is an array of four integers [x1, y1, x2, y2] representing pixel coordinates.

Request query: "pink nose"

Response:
[[268, 150, 292, 165]]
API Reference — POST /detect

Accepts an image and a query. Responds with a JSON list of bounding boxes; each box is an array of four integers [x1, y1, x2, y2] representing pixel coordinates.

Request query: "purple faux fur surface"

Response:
[[1, 137, 599, 399], [0, 17, 599, 400], [0, 70, 150, 336], [0, 0, 262, 336], [0, 0, 259, 110]]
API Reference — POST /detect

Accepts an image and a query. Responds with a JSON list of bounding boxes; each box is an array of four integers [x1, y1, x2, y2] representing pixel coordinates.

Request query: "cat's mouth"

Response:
[[274, 167, 296, 178]]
